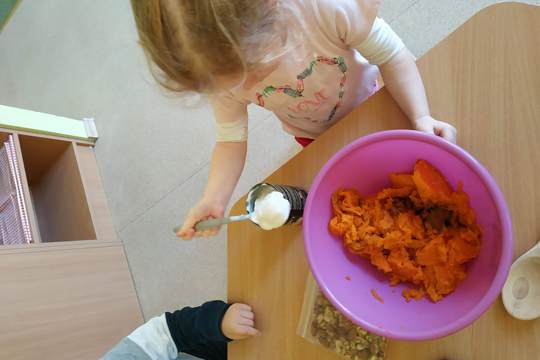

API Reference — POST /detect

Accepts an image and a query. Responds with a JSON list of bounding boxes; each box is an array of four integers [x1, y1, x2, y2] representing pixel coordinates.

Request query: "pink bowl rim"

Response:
[[303, 130, 513, 341]]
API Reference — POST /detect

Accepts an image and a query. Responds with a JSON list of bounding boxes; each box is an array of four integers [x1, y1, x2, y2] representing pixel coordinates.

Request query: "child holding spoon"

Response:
[[130, 0, 457, 239]]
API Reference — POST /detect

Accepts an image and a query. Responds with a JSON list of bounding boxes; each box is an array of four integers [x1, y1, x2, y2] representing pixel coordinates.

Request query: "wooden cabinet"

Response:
[[0, 242, 143, 360], [0, 125, 142, 359]]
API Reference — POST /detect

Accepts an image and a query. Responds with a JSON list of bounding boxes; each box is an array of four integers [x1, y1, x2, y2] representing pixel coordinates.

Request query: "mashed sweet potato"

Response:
[[329, 160, 481, 302]]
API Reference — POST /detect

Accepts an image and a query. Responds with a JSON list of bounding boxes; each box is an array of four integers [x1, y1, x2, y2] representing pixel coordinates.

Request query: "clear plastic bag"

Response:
[[297, 272, 387, 360]]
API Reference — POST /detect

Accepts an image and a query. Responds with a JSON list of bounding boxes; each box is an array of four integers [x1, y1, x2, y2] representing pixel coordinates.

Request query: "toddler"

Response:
[[130, 0, 457, 239]]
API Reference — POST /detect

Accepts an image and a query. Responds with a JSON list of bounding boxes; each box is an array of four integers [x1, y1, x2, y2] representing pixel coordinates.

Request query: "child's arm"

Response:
[[205, 142, 247, 210], [178, 93, 249, 239], [166, 301, 259, 359], [379, 48, 457, 142], [352, 16, 456, 142], [100, 301, 258, 360], [177, 141, 247, 239], [315, 3, 456, 141]]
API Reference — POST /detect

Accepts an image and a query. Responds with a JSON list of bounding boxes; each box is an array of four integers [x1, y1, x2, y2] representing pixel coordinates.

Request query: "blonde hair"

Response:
[[131, 0, 296, 93]]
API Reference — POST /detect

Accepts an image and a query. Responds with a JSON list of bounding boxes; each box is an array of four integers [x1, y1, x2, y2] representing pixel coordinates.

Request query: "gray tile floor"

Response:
[[0, 0, 538, 320]]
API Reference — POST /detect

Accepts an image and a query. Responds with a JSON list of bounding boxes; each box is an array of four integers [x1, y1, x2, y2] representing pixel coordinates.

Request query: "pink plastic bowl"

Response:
[[303, 130, 513, 340]]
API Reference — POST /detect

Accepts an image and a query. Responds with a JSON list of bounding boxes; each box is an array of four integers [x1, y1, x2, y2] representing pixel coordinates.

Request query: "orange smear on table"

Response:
[[329, 160, 482, 302], [371, 289, 384, 303]]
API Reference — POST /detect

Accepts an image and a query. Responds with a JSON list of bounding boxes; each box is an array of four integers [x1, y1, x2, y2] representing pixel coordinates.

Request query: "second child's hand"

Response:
[[221, 303, 260, 340]]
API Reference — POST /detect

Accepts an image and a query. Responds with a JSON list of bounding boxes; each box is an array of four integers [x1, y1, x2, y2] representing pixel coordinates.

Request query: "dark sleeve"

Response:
[[165, 300, 232, 360]]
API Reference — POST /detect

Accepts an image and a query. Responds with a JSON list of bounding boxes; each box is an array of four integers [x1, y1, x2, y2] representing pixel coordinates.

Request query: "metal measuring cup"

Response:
[[247, 183, 308, 227]]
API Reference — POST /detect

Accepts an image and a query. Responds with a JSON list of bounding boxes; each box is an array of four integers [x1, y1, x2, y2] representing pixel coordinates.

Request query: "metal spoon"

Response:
[[502, 240, 540, 320], [173, 214, 251, 233], [173, 183, 272, 234]]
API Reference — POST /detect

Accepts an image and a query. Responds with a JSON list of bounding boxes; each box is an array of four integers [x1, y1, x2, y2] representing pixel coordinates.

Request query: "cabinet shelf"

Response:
[[0, 126, 115, 246], [18, 135, 96, 243]]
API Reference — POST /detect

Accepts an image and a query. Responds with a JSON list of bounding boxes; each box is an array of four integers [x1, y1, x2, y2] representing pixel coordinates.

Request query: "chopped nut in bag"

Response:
[[297, 272, 387, 360]]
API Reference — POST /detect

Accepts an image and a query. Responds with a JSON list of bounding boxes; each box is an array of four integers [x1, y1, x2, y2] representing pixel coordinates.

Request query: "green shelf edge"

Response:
[[0, 105, 97, 143]]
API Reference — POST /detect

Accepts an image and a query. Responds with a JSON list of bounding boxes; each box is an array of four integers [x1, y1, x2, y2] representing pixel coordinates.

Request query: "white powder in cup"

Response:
[[251, 191, 291, 230]]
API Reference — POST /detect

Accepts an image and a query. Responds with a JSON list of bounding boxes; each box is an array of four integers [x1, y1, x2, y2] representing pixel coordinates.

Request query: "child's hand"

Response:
[[176, 198, 225, 240], [221, 303, 260, 340], [414, 116, 457, 143]]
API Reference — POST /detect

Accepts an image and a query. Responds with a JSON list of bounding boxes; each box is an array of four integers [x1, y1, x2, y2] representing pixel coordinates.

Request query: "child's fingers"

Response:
[[236, 304, 253, 312], [200, 228, 220, 237], [238, 318, 254, 327], [178, 229, 195, 240], [177, 219, 196, 238], [177, 225, 195, 237], [239, 325, 260, 337], [414, 123, 435, 137], [441, 125, 457, 143], [190, 215, 222, 237], [240, 310, 255, 320], [197, 228, 220, 237], [178, 212, 201, 237]]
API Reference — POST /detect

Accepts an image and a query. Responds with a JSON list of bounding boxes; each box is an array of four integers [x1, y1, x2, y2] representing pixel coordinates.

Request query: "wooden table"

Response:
[[228, 3, 540, 359]]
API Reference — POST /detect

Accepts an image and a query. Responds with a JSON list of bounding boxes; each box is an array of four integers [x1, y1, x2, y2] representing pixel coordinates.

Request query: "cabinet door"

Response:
[[0, 243, 143, 360]]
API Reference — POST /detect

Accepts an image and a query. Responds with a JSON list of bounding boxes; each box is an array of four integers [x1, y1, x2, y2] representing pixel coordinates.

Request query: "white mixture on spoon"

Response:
[[251, 191, 291, 230]]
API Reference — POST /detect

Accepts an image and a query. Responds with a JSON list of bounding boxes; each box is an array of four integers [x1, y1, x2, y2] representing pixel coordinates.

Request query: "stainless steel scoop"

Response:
[[173, 183, 273, 233]]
